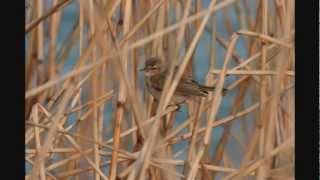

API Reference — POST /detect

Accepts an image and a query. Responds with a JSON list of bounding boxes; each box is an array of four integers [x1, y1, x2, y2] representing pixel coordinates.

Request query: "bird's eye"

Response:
[[146, 64, 158, 70], [148, 65, 157, 69]]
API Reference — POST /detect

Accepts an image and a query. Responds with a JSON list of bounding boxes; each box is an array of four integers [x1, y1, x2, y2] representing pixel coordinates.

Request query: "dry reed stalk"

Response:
[[210, 76, 250, 179], [165, 102, 259, 146], [88, 1, 101, 179], [214, 35, 280, 82], [26, 95, 106, 179], [226, 138, 293, 179], [150, 2, 178, 179], [202, 164, 237, 173], [30, 84, 77, 178], [172, 0, 193, 175], [52, 161, 116, 179], [204, 33, 238, 146], [152, 0, 166, 58], [97, 70, 107, 179], [221, 5, 233, 36], [141, 157, 239, 174], [26, 0, 72, 33], [25, 0, 294, 179], [210, 69, 294, 76], [235, 1, 247, 38], [150, 161, 185, 179], [195, 0, 202, 29], [105, 105, 177, 145], [25, 29, 36, 93], [222, 151, 235, 169], [208, 0, 217, 87], [26, 88, 80, 146], [32, 104, 46, 180], [285, 2, 295, 166], [28, 111, 177, 159], [26, 16, 110, 97], [109, 62, 125, 180], [26, 105, 52, 144], [120, 0, 165, 46], [243, 0, 254, 31], [47, 0, 61, 99], [238, 30, 292, 48], [30, 107, 112, 179], [25, 0, 239, 99], [26, 148, 77, 154], [47, 149, 93, 170], [34, 0, 48, 105], [67, 90, 113, 114], [56, 22, 80, 72], [55, 167, 93, 178], [257, 0, 274, 178], [136, 0, 222, 178], [186, 100, 204, 165], [187, 33, 238, 180], [25, 163, 59, 180], [105, 18, 146, 140], [35, 0, 43, 63], [203, 7, 218, 179], [79, 0, 84, 55], [64, 134, 108, 179]]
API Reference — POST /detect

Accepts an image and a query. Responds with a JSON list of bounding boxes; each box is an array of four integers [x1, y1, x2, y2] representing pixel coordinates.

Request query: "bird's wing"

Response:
[[149, 72, 166, 91], [176, 75, 208, 97], [149, 68, 208, 97], [167, 67, 206, 97]]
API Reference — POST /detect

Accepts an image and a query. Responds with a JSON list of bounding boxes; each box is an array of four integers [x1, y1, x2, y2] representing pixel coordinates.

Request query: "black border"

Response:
[[0, 0, 25, 179], [295, 1, 319, 179]]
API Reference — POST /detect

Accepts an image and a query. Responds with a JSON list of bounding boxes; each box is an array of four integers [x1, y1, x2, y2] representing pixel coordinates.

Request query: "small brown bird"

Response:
[[141, 57, 227, 106]]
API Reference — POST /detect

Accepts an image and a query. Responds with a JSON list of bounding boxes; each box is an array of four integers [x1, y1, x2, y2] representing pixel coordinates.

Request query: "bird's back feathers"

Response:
[[145, 66, 228, 101]]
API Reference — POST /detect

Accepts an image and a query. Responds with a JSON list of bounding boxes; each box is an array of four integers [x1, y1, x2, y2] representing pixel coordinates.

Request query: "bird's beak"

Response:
[[139, 67, 146, 71]]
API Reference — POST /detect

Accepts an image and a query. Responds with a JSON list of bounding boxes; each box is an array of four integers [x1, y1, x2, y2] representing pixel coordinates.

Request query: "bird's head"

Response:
[[140, 57, 163, 76]]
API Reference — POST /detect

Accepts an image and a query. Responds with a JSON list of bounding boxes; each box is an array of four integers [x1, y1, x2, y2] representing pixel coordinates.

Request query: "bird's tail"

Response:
[[199, 85, 228, 96]]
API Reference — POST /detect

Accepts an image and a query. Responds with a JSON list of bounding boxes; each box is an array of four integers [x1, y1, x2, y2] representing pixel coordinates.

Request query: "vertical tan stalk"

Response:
[[109, 1, 132, 179], [202, 3, 218, 179], [33, 105, 46, 180], [48, 0, 62, 96], [87, 1, 101, 180], [188, 34, 238, 180], [257, 0, 270, 178], [137, 0, 218, 179], [36, 0, 44, 62], [195, 0, 202, 29], [79, 0, 84, 55]]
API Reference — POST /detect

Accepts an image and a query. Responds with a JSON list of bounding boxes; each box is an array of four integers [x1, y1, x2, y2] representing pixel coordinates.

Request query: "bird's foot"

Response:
[[168, 104, 182, 112], [222, 88, 228, 96]]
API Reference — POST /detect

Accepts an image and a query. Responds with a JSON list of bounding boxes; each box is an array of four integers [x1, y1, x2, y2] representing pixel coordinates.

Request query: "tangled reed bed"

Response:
[[25, 0, 294, 179]]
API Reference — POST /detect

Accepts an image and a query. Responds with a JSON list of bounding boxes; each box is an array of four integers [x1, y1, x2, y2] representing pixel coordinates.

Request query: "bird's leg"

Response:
[[175, 104, 182, 112], [222, 88, 228, 96]]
